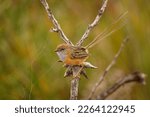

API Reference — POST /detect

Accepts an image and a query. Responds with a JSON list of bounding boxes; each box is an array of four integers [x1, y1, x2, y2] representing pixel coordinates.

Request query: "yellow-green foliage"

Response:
[[0, 0, 149, 99]]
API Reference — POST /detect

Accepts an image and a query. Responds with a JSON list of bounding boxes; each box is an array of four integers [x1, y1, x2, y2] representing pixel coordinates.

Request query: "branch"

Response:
[[70, 66, 80, 100], [40, 0, 73, 45], [96, 71, 146, 100], [76, 0, 109, 46], [70, 78, 80, 100], [88, 36, 129, 99]]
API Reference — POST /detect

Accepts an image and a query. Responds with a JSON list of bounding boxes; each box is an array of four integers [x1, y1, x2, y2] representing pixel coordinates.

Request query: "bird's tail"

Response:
[[85, 11, 128, 49]]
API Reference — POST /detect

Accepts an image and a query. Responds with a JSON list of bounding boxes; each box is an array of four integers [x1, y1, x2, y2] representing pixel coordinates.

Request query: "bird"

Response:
[[55, 43, 97, 78], [55, 43, 89, 66]]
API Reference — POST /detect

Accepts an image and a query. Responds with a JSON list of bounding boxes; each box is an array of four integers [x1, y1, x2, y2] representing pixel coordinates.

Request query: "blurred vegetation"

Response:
[[0, 0, 149, 99]]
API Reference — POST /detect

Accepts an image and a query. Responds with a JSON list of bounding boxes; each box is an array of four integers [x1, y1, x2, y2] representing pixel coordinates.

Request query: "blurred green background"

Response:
[[0, 0, 149, 99]]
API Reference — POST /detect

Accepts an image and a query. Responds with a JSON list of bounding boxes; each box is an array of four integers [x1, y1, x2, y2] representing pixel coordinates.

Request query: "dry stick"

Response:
[[88, 37, 129, 100], [97, 72, 146, 100], [76, 0, 109, 46], [40, 0, 73, 46], [70, 78, 80, 100], [70, 66, 81, 100]]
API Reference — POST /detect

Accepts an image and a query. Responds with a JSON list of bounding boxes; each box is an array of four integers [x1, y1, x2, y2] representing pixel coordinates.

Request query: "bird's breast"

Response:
[[56, 52, 67, 62]]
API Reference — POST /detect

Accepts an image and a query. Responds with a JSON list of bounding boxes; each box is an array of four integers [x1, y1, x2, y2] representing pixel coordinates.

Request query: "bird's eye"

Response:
[[60, 48, 65, 51]]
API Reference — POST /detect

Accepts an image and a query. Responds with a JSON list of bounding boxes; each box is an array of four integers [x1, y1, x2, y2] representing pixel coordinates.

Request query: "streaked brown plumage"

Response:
[[55, 44, 89, 65]]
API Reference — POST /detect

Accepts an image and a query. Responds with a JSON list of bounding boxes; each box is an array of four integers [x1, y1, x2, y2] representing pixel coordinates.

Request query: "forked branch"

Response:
[[76, 0, 109, 46], [88, 36, 129, 99], [40, 0, 73, 45], [40, 0, 138, 100], [97, 72, 146, 99]]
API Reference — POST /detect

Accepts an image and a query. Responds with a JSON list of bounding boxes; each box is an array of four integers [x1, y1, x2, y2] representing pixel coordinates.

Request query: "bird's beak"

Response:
[[54, 49, 58, 52]]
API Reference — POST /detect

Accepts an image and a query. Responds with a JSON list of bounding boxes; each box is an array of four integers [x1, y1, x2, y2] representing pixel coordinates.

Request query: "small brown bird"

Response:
[[55, 43, 89, 66], [55, 44, 97, 78]]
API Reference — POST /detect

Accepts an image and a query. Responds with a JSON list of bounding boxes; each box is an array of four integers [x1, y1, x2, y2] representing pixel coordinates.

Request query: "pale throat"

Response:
[[56, 51, 67, 62]]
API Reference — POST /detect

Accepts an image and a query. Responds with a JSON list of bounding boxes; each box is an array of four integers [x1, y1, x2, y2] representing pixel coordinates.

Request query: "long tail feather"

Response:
[[85, 11, 128, 49]]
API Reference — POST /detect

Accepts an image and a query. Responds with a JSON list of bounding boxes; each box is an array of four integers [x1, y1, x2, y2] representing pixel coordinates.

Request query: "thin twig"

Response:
[[40, 0, 73, 45], [76, 0, 109, 46], [88, 36, 129, 99], [96, 71, 146, 99]]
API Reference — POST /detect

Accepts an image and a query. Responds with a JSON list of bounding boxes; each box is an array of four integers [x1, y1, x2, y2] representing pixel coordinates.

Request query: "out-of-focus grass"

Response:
[[0, 0, 149, 99]]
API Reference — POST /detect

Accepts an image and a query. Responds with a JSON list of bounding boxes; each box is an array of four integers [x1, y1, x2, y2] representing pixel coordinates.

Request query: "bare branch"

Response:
[[70, 66, 80, 100], [96, 72, 146, 100], [40, 0, 73, 45], [88, 36, 129, 100], [70, 78, 79, 100], [76, 0, 109, 46]]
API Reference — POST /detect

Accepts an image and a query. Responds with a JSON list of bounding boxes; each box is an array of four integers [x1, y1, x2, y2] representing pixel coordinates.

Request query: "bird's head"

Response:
[[55, 43, 70, 62]]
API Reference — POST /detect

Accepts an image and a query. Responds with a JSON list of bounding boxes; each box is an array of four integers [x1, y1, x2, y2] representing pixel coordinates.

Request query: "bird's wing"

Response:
[[70, 47, 88, 59]]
